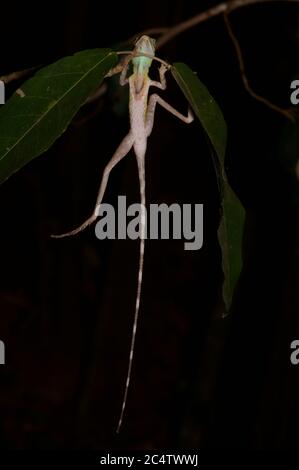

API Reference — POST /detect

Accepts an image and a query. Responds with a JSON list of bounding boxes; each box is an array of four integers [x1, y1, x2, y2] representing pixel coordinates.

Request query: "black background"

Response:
[[0, 0, 298, 450]]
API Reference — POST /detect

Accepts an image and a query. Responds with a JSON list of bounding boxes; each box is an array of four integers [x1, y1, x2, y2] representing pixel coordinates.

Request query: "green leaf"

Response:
[[217, 179, 245, 313], [172, 62, 245, 312], [172, 62, 227, 163], [0, 48, 118, 185]]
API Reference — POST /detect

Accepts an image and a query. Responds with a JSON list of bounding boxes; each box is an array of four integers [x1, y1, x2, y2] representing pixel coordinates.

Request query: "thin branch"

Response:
[[223, 11, 296, 121], [124, 27, 168, 47], [156, 0, 299, 50], [84, 83, 107, 105], [0, 65, 41, 84]]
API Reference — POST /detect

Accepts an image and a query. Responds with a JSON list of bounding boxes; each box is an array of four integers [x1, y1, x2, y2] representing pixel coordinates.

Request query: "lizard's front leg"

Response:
[[150, 63, 169, 90], [119, 56, 131, 86], [52, 132, 134, 238], [146, 93, 194, 137]]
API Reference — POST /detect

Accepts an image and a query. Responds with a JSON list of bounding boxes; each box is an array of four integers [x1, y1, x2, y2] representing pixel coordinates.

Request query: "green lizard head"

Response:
[[132, 35, 156, 76]]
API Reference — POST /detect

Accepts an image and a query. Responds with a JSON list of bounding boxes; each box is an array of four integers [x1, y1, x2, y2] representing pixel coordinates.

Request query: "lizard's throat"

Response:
[[135, 73, 146, 94]]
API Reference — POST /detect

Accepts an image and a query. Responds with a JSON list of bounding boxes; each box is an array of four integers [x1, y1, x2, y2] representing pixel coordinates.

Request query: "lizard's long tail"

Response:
[[116, 157, 146, 433]]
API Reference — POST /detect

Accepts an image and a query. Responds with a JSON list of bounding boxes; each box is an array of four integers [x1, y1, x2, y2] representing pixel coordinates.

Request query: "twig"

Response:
[[84, 82, 107, 105], [0, 65, 41, 84], [223, 11, 297, 121], [124, 27, 168, 47], [156, 0, 299, 50]]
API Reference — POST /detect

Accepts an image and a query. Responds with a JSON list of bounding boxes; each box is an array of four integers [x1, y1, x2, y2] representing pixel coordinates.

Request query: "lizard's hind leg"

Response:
[[52, 132, 134, 238]]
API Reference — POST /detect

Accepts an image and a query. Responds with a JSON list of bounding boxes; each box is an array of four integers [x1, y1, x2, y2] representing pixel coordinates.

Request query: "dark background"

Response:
[[0, 0, 298, 450]]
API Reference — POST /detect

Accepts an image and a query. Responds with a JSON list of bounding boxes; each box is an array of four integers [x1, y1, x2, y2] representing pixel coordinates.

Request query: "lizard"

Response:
[[52, 35, 194, 432]]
